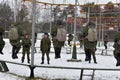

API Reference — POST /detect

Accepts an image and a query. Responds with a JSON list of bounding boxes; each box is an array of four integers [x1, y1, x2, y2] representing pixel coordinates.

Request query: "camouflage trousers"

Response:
[[41, 52, 50, 61], [22, 47, 30, 63], [84, 48, 97, 63]]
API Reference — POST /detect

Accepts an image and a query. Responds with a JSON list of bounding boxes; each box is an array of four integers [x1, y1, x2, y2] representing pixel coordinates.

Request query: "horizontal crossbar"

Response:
[[0, 59, 119, 71]]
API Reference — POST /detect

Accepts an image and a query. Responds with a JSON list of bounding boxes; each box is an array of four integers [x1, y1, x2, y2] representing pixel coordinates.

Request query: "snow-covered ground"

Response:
[[0, 38, 120, 80]]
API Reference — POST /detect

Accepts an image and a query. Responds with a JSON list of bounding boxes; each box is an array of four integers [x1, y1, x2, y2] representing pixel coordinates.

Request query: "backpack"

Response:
[[56, 28, 66, 41], [9, 27, 19, 40], [87, 28, 97, 42]]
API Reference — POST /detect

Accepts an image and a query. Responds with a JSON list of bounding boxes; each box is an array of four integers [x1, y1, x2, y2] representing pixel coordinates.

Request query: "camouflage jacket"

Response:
[[40, 37, 51, 53], [52, 37, 64, 48], [68, 34, 73, 41], [113, 32, 120, 57], [21, 38, 31, 48], [104, 36, 109, 43]]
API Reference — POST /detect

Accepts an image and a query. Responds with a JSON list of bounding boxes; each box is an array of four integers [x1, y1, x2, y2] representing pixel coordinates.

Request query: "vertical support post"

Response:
[[29, 66, 35, 78], [72, 0, 77, 59], [101, 23, 104, 46], [0, 61, 9, 72], [80, 69, 84, 80], [50, 4, 52, 36], [14, 0, 17, 22], [91, 70, 95, 80], [98, 11, 102, 47], [30, 0, 36, 78], [87, 6, 90, 22]]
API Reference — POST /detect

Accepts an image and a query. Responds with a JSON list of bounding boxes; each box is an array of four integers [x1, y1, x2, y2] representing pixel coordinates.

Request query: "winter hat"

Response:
[[24, 33, 29, 36], [44, 33, 48, 35], [87, 22, 95, 28], [57, 20, 63, 26]]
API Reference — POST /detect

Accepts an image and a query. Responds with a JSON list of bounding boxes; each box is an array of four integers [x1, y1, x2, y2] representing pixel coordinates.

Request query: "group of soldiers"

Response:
[[67, 22, 120, 66], [0, 21, 120, 66], [0, 23, 37, 64]]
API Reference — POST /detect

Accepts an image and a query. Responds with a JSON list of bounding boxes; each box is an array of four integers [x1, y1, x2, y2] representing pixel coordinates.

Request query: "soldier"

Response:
[[0, 27, 5, 54], [40, 33, 51, 64], [113, 27, 120, 66], [9, 23, 21, 59], [51, 20, 66, 59], [21, 33, 31, 63], [83, 22, 97, 64], [104, 34, 109, 49], [68, 34, 73, 46]]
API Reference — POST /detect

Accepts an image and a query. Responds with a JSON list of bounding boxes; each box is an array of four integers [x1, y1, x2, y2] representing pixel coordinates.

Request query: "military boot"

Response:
[[89, 60, 91, 63], [28, 60, 30, 63], [41, 59, 44, 64], [47, 60, 50, 64], [0, 48, 3, 55], [27, 57, 30, 63], [21, 57, 24, 63], [0, 51, 3, 55], [93, 58, 97, 64]]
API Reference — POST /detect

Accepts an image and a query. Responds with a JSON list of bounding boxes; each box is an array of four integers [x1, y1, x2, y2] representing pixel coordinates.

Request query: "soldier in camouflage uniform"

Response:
[[113, 28, 120, 66], [51, 20, 65, 59], [40, 33, 51, 64], [9, 23, 22, 59], [104, 34, 109, 49], [21, 33, 31, 63], [0, 27, 5, 54], [83, 22, 97, 64], [68, 34, 73, 46]]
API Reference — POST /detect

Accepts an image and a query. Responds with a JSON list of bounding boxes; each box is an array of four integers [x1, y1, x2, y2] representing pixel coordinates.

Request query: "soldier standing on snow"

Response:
[[102, 34, 109, 55], [104, 34, 109, 49], [0, 27, 5, 55], [68, 34, 73, 46], [9, 23, 22, 59], [51, 20, 66, 59], [113, 27, 120, 66], [83, 22, 97, 64], [21, 33, 31, 63], [40, 33, 51, 64]]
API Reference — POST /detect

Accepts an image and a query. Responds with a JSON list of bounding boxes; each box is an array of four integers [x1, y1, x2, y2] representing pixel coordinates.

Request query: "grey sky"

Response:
[[0, 0, 118, 5], [37, 0, 118, 4]]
